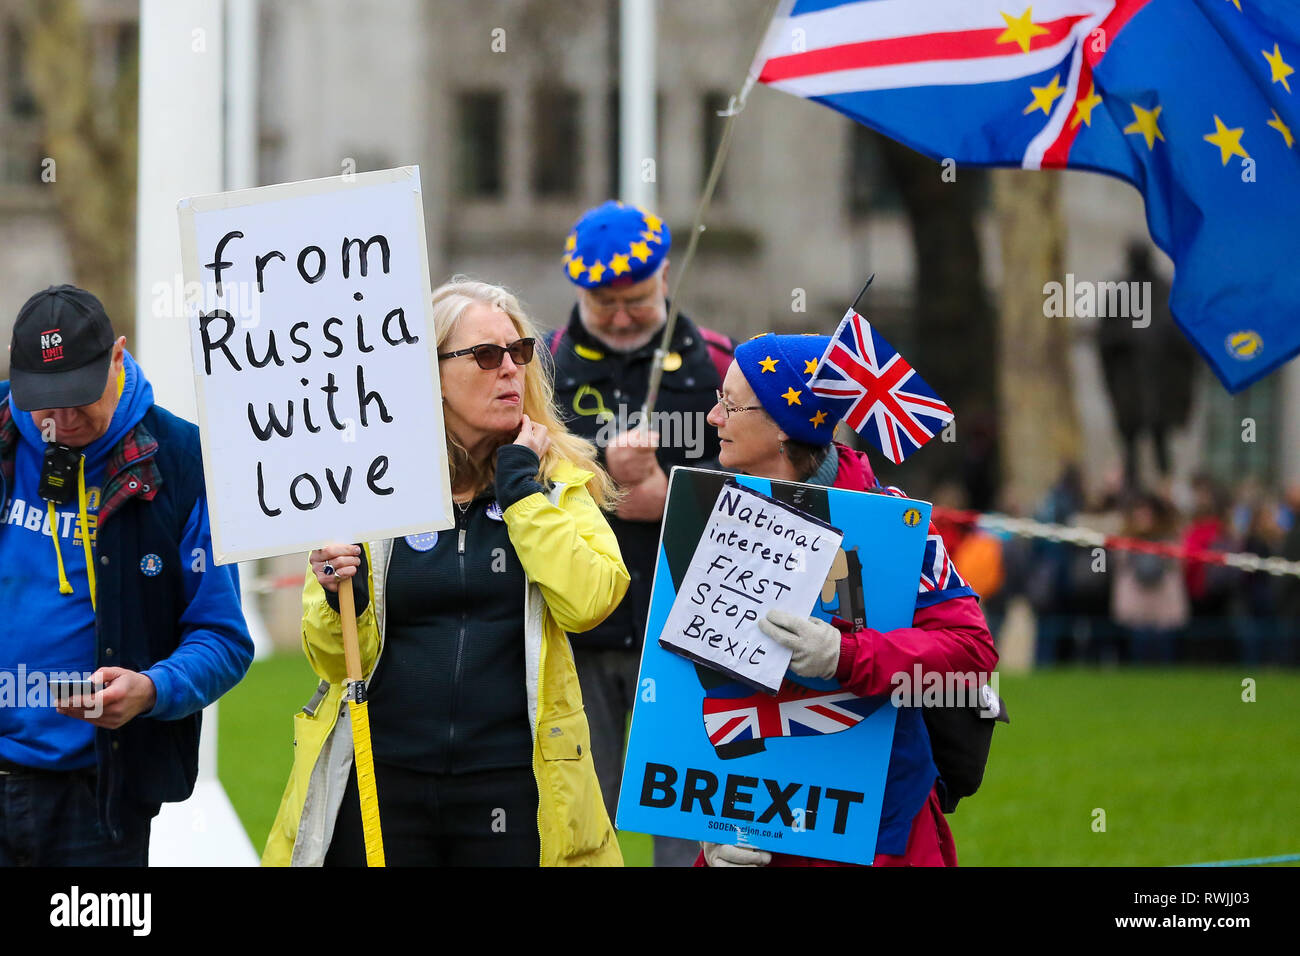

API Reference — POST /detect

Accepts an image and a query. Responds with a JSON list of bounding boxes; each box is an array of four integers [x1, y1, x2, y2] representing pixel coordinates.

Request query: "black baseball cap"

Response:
[[8, 285, 116, 412]]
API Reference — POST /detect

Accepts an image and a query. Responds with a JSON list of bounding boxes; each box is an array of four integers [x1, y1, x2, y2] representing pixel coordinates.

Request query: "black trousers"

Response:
[[325, 762, 540, 867], [0, 766, 150, 866]]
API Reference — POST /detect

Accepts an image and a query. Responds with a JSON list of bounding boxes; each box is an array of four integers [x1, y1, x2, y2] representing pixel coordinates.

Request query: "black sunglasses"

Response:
[[437, 337, 536, 370]]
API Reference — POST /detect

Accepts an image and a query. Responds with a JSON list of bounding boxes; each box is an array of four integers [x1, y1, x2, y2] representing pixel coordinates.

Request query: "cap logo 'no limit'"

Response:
[[41, 329, 64, 363]]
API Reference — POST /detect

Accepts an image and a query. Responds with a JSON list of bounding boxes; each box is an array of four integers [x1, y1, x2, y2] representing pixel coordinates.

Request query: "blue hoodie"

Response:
[[0, 353, 151, 768]]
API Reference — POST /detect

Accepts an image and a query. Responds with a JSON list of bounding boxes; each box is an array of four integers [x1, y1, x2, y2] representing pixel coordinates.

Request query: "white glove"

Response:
[[758, 609, 842, 680], [702, 841, 772, 867]]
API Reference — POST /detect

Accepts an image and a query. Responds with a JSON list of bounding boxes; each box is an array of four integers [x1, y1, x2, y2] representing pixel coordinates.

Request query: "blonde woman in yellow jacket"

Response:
[[262, 278, 628, 867]]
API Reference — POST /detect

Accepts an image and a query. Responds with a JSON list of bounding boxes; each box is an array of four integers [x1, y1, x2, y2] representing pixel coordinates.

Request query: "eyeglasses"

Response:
[[714, 389, 763, 419], [437, 337, 536, 370], [585, 291, 662, 320]]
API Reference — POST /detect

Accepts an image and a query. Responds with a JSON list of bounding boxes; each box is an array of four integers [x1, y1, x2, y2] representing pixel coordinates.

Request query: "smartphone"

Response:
[[50, 679, 100, 705]]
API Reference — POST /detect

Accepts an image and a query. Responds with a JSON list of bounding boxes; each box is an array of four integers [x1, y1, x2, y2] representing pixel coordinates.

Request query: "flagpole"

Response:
[[850, 273, 876, 314], [640, 0, 782, 420]]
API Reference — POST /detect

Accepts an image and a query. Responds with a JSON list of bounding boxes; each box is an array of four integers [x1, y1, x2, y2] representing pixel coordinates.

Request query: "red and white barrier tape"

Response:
[[250, 572, 308, 595], [932, 507, 1300, 579], [245, 510, 1300, 592]]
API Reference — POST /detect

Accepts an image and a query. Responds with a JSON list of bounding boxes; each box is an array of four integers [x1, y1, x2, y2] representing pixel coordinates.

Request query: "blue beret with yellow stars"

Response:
[[562, 200, 671, 289], [734, 333, 849, 447]]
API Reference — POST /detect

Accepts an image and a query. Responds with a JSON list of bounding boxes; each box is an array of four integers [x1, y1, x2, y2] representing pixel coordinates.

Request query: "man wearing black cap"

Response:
[[550, 201, 733, 865], [0, 285, 253, 865]]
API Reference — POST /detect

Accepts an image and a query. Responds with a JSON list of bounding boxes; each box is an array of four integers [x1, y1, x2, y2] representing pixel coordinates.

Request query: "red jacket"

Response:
[[699, 444, 998, 867], [1182, 517, 1223, 603]]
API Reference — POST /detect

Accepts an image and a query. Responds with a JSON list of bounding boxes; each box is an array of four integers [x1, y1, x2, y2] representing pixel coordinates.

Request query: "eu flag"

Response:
[[753, 0, 1300, 392]]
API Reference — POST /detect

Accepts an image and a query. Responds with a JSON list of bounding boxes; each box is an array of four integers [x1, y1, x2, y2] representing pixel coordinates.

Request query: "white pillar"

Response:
[[224, 0, 259, 192], [619, 0, 657, 209], [136, 0, 257, 866], [134, 0, 224, 423]]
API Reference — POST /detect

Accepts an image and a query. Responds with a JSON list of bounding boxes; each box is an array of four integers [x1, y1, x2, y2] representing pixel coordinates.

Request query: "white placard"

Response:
[[178, 166, 453, 564], [658, 480, 844, 693]]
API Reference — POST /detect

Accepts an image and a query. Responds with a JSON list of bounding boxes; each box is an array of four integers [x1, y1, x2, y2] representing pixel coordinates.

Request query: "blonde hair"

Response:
[[432, 275, 619, 509]]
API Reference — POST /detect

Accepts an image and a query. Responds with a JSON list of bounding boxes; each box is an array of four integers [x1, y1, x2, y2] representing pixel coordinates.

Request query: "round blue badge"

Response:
[[140, 554, 163, 577], [486, 501, 504, 522], [404, 532, 439, 552]]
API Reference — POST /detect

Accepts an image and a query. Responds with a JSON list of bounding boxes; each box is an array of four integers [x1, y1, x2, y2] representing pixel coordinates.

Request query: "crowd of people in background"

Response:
[[933, 465, 1300, 668]]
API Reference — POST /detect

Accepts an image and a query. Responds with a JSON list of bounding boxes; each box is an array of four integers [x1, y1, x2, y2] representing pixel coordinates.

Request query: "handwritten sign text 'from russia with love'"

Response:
[[178, 167, 453, 564]]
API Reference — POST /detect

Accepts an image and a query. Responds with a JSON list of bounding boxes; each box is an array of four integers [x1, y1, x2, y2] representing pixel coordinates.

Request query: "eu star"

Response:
[[997, 7, 1050, 54], [1203, 115, 1249, 165], [1267, 109, 1294, 149], [1123, 103, 1164, 150], [1023, 74, 1065, 116], [1262, 43, 1294, 94], [1070, 83, 1103, 129]]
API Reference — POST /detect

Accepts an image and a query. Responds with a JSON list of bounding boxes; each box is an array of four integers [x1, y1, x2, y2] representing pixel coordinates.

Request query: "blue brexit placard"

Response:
[[616, 467, 932, 865]]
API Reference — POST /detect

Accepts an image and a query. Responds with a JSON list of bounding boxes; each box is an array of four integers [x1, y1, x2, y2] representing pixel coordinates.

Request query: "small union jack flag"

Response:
[[702, 679, 883, 748], [809, 308, 953, 464]]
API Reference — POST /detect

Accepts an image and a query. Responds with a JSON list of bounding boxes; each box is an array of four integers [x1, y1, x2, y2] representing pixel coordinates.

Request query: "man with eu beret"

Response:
[[549, 201, 733, 865]]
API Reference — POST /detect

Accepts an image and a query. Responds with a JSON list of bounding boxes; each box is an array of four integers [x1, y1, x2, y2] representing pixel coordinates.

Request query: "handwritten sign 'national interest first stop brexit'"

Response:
[[657, 479, 843, 693], [177, 167, 453, 564]]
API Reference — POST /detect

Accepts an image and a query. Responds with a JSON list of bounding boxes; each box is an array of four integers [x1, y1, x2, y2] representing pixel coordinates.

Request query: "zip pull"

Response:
[[454, 496, 469, 554]]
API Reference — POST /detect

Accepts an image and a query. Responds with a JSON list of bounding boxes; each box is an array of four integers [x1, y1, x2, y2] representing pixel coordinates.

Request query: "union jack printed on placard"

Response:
[[702, 679, 883, 747], [918, 531, 976, 604], [809, 308, 953, 464]]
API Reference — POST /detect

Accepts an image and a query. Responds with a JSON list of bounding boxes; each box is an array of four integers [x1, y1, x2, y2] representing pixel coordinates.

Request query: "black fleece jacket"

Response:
[[327, 444, 546, 773]]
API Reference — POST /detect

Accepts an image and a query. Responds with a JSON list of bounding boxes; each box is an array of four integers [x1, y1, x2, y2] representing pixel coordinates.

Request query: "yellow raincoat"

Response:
[[262, 460, 629, 866]]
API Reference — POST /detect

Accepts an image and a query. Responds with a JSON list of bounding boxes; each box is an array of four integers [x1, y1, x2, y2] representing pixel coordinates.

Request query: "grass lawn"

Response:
[[948, 668, 1300, 866], [217, 653, 317, 859], [221, 659, 1299, 866]]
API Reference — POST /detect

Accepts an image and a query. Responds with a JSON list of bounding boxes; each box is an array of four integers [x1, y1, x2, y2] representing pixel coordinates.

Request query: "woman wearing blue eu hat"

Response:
[[697, 333, 998, 867]]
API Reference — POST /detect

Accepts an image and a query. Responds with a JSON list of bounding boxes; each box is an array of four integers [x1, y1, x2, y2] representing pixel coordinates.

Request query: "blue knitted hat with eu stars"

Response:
[[734, 333, 849, 447], [562, 200, 671, 289]]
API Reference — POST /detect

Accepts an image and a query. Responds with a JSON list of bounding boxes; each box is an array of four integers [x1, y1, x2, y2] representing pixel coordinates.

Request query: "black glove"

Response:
[[494, 444, 546, 509], [324, 547, 370, 615]]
